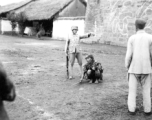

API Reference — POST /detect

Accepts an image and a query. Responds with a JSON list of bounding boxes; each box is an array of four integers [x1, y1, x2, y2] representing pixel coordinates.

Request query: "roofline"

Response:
[[0, 0, 34, 14], [79, 0, 87, 7], [42, 0, 74, 21], [1, 0, 87, 21]]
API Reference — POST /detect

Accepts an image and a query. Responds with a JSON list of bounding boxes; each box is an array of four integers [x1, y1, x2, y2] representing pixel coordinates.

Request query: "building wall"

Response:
[[85, 0, 152, 46], [52, 19, 85, 40], [1, 20, 12, 34], [1, 19, 19, 34]]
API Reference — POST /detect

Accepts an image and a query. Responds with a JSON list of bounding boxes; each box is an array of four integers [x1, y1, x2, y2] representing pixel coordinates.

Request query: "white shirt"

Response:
[[65, 33, 89, 53], [68, 34, 81, 53], [125, 30, 152, 74]]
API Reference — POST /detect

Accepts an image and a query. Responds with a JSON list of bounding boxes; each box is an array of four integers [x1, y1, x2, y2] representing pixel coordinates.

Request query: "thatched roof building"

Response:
[[0, 0, 87, 21], [15, 0, 75, 20], [0, 0, 33, 16], [0, 0, 87, 39]]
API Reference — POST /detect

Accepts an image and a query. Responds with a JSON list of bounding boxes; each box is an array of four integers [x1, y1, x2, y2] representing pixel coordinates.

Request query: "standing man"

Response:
[[125, 19, 152, 115], [65, 26, 94, 82]]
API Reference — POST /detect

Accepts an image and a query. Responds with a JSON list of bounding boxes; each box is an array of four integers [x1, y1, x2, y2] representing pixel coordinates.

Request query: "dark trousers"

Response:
[[85, 69, 103, 83]]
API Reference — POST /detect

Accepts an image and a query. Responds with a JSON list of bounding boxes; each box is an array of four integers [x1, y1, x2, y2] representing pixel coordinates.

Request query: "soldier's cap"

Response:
[[71, 26, 78, 31], [85, 54, 94, 60]]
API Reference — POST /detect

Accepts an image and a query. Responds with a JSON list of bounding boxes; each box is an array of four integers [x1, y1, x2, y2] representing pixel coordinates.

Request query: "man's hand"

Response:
[[65, 49, 69, 56], [125, 66, 129, 71], [88, 33, 95, 37], [65, 51, 68, 56]]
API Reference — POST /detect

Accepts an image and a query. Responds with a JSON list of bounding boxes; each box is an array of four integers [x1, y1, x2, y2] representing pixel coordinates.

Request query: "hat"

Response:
[[135, 19, 146, 29], [71, 26, 78, 31], [85, 54, 94, 60]]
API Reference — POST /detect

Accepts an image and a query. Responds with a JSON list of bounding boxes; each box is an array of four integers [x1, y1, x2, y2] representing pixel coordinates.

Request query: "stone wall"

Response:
[[0, 20, 1, 34], [85, 0, 152, 46]]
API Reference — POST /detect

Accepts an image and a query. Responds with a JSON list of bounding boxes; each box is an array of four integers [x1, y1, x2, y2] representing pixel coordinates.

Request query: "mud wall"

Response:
[[85, 0, 152, 46]]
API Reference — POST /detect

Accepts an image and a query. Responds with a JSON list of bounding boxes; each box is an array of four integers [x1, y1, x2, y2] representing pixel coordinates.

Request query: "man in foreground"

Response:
[[0, 62, 16, 120], [125, 19, 152, 115]]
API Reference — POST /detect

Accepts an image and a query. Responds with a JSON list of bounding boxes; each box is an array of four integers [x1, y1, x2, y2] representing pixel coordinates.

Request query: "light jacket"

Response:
[[65, 33, 89, 54], [125, 30, 152, 74]]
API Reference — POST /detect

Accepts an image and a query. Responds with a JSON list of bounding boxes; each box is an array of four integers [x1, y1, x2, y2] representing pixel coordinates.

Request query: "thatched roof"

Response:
[[0, 0, 33, 14], [14, 0, 86, 21]]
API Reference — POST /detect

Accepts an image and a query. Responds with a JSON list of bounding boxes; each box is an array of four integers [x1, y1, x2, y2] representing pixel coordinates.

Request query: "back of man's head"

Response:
[[135, 19, 146, 30]]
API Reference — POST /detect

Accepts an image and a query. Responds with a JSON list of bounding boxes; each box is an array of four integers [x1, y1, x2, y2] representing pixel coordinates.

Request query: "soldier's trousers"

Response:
[[128, 73, 151, 112]]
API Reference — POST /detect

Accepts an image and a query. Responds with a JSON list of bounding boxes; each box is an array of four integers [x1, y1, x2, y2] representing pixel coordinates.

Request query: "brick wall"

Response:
[[85, 0, 152, 46]]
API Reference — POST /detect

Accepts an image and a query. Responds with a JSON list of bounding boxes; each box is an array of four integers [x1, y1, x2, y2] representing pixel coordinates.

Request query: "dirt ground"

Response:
[[0, 35, 151, 120]]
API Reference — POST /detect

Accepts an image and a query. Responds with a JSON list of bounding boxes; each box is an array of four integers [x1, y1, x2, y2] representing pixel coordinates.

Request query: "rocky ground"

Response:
[[0, 35, 151, 120]]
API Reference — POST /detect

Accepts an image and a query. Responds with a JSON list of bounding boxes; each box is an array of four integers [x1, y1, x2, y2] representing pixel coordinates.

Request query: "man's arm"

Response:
[[150, 37, 152, 67], [79, 33, 94, 39], [83, 64, 88, 73], [125, 37, 133, 70], [81, 64, 88, 79]]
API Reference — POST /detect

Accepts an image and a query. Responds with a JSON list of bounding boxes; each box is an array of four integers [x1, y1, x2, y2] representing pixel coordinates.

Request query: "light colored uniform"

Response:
[[65, 33, 89, 54], [125, 30, 152, 112], [68, 34, 82, 53]]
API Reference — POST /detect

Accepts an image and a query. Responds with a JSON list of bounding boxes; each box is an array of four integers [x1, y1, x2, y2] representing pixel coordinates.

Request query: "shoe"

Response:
[[144, 112, 152, 116], [79, 79, 83, 83], [98, 80, 102, 83], [69, 76, 74, 80], [89, 80, 92, 84], [80, 78, 83, 82], [128, 110, 136, 115]]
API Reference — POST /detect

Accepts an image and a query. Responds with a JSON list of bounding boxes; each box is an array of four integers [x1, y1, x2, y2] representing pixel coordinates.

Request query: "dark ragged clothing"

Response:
[[83, 61, 103, 81], [134, 74, 148, 86], [83, 61, 103, 72]]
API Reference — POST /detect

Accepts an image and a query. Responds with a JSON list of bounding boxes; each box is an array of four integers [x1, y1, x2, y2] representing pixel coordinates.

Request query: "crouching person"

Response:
[[82, 55, 103, 83], [0, 63, 16, 120]]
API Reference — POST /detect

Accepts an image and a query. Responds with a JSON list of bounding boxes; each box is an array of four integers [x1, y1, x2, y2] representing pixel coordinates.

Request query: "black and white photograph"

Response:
[[0, 0, 152, 120]]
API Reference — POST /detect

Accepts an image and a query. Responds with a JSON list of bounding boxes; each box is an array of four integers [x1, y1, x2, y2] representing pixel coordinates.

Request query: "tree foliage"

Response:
[[7, 12, 17, 34], [7, 12, 27, 22], [7, 12, 27, 35]]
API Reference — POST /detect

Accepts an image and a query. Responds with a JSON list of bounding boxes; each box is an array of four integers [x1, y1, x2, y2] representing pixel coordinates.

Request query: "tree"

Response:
[[7, 12, 17, 35], [15, 12, 27, 36], [7, 12, 27, 36]]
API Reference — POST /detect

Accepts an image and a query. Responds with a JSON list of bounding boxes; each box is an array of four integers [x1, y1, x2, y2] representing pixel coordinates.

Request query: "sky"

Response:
[[0, 0, 24, 6]]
